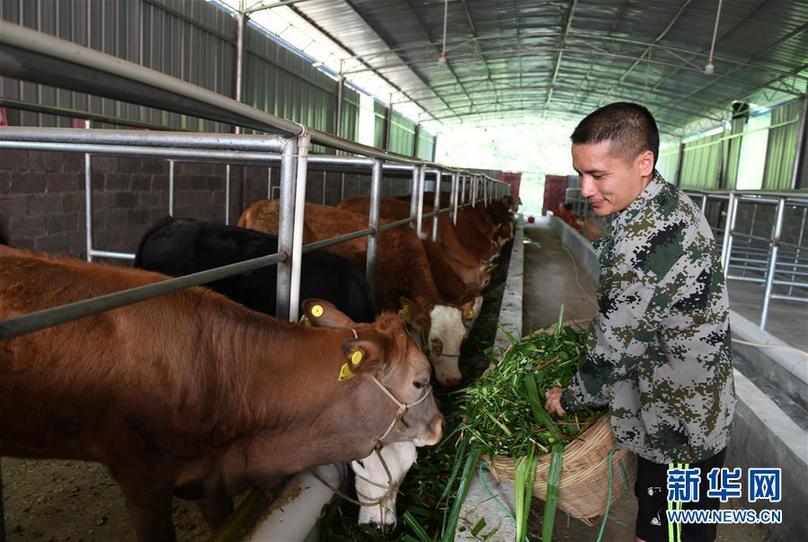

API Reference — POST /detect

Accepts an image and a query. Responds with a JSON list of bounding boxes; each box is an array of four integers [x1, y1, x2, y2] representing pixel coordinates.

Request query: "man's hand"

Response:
[[545, 387, 566, 416]]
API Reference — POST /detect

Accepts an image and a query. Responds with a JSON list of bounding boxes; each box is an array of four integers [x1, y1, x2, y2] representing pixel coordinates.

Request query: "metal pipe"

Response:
[[720, 192, 737, 273], [760, 198, 786, 330], [301, 228, 375, 254], [267, 167, 273, 199], [0, 126, 286, 151], [771, 293, 808, 302], [288, 132, 311, 322], [321, 170, 327, 205], [225, 164, 231, 225], [461, 175, 467, 207], [335, 76, 344, 137], [366, 159, 383, 299], [234, 11, 246, 133], [0, 141, 284, 163], [378, 217, 414, 233], [0, 250, 285, 341], [432, 170, 441, 241], [84, 151, 93, 262], [700, 194, 708, 215], [275, 137, 298, 321], [89, 250, 135, 261], [451, 172, 459, 224], [789, 208, 807, 295], [340, 172, 346, 201], [410, 166, 419, 228], [169, 160, 176, 216], [416, 165, 426, 236]]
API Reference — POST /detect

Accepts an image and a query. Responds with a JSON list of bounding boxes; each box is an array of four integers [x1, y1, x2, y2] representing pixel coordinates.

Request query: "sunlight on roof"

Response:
[[212, 0, 426, 124]]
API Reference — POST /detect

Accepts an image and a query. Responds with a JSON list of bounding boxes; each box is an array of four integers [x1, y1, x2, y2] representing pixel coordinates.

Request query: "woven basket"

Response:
[[485, 319, 637, 525]]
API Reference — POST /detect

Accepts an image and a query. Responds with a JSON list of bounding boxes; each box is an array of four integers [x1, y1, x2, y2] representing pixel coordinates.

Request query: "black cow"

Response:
[[135, 217, 375, 322]]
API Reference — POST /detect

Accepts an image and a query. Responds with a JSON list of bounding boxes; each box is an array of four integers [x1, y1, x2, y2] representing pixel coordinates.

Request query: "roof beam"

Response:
[[459, 0, 499, 105], [545, 0, 577, 106], [671, 21, 808, 109], [340, 0, 464, 121], [597, 0, 694, 106]]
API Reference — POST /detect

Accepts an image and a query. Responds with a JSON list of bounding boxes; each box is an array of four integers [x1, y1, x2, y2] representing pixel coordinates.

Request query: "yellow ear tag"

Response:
[[398, 306, 410, 321], [338, 363, 354, 381], [350, 350, 363, 366], [311, 304, 324, 318], [464, 308, 475, 320]]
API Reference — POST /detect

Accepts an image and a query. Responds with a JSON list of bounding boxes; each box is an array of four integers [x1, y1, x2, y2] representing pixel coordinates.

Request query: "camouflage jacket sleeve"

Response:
[[561, 222, 703, 411]]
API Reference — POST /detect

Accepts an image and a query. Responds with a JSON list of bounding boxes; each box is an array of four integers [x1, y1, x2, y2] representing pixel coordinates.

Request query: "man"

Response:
[[545, 102, 736, 542]]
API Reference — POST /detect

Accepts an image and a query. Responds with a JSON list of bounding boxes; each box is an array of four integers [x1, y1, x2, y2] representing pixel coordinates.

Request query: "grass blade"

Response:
[[402, 510, 432, 542], [523, 374, 563, 442], [441, 448, 481, 542], [541, 443, 565, 542], [514, 448, 539, 542]]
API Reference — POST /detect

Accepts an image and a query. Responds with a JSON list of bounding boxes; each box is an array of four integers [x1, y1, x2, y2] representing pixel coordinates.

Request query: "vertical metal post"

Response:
[[276, 137, 298, 321], [267, 167, 272, 199], [451, 172, 459, 224], [410, 165, 419, 227], [168, 160, 175, 216], [461, 174, 467, 207], [321, 170, 327, 205], [288, 132, 311, 322], [416, 165, 426, 236], [225, 164, 231, 225], [720, 192, 738, 273], [234, 9, 246, 134], [788, 206, 805, 296], [700, 194, 707, 216], [760, 198, 786, 330], [432, 170, 441, 241], [367, 159, 383, 300], [383, 100, 393, 151], [84, 150, 93, 262], [340, 172, 346, 201], [335, 75, 344, 138]]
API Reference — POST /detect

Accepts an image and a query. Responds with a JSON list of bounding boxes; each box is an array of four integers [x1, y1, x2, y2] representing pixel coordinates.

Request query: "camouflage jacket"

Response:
[[561, 172, 736, 464]]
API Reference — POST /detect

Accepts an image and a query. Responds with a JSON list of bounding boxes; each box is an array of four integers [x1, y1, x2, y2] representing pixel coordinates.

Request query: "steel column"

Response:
[[432, 170, 442, 241], [451, 172, 459, 224], [760, 198, 786, 330], [267, 167, 273, 199], [366, 159, 383, 301], [288, 132, 311, 322], [790, 95, 808, 190], [84, 151, 93, 262], [225, 164, 231, 225], [169, 160, 175, 216], [410, 166, 419, 227], [275, 137, 298, 321], [416, 165, 426, 235], [720, 192, 738, 273]]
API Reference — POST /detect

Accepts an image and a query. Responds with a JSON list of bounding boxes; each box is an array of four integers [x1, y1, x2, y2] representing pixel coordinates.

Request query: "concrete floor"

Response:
[[521, 224, 767, 542], [726, 280, 808, 353]]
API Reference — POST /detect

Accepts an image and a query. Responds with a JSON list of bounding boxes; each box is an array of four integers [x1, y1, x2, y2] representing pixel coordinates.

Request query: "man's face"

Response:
[[571, 140, 654, 217]]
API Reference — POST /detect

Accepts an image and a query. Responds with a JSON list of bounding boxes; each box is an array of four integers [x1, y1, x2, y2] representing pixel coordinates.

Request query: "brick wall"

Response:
[[0, 149, 418, 261]]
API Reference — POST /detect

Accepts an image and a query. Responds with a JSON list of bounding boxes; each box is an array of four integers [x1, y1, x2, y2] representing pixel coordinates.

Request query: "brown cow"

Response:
[[239, 200, 470, 386], [337, 196, 490, 289], [0, 245, 442, 541]]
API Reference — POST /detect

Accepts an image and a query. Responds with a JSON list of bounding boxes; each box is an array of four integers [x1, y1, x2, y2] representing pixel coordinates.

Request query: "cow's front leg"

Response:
[[120, 484, 176, 542], [198, 487, 234, 530]]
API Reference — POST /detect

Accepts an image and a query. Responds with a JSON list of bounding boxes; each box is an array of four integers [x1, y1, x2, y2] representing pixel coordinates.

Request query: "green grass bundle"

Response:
[[459, 322, 605, 458]]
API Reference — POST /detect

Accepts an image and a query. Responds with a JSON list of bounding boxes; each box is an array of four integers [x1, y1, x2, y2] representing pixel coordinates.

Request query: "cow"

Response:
[[338, 196, 490, 288], [239, 199, 470, 387], [351, 440, 417, 529], [0, 245, 442, 542], [134, 217, 375, 323]]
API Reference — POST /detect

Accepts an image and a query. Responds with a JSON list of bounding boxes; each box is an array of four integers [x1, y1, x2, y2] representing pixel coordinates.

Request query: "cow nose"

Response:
[[370, 518, 396, 530], [443, 375, 461, 387]]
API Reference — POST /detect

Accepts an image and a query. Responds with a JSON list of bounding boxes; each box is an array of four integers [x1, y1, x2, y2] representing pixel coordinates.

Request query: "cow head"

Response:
[[399, 298, 465, 387], [303, 299, 443, 448], [352, 441, 417, 530]]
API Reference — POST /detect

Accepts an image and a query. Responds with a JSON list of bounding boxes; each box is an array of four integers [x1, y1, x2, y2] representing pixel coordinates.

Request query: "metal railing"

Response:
[[564, 186, 808, 331], [0, 21, 512, 538]]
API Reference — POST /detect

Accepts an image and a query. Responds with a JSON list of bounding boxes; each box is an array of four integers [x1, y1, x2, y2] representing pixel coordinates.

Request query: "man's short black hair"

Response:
[[571, 102, 659, 167]]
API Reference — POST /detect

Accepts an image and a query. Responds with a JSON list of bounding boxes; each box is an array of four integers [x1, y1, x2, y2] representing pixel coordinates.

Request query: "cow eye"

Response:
[[413, 380, 427, 389]]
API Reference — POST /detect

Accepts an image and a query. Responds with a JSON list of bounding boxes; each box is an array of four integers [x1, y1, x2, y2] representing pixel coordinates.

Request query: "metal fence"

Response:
[[564, 186, 808, 331], [0, 17, 510, 538]]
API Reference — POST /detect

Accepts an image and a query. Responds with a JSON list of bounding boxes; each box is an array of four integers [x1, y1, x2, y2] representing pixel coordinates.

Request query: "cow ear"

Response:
[[460, 298, 476, 322], [398, 297, 419, 322], [302, 299, 355, 329], [338, 338, 385, 381]]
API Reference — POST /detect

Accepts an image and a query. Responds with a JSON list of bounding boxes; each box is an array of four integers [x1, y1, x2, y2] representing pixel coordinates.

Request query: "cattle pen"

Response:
[[0, 13, 512, 542]]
